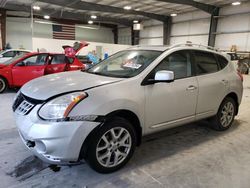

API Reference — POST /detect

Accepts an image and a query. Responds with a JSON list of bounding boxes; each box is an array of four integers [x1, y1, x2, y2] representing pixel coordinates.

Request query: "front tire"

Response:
[[0, 77, 7, 93], [210, 97, 236, 131], [86, 117, 136, 173]]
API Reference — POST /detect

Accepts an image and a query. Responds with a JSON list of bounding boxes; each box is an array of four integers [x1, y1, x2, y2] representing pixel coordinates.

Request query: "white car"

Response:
[[0, 49, 31, 63], [13, 44, 243, 173]]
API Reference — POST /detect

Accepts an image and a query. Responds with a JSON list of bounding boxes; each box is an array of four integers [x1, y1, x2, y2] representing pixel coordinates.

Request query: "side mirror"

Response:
[[142, 70, 174, 85], [0, 54, 3, 58], [154, 70, 174, 82]]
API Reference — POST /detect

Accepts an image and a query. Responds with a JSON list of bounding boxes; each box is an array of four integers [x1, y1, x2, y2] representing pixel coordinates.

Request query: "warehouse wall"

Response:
[[139, 11, 210, 46], [140, 20, 163, 45], [32, 37, 130, 57], [215, 2, 250, 51], [6, 17, 32, 50], [170, 11, 210, 45], [6, 17, 114, 50], [118, 27, 131, 45], [138, 1, 250, 51]]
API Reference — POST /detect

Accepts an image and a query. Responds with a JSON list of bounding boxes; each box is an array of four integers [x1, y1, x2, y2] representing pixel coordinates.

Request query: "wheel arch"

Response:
[[104, 110, 142, 146], [224, 92, 239, 115], [78, 109, 142, 160], [0, 75, 9, 89]]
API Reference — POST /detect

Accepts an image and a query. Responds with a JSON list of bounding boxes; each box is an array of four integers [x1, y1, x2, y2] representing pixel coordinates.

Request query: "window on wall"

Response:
[[194, 51, 219, 75]]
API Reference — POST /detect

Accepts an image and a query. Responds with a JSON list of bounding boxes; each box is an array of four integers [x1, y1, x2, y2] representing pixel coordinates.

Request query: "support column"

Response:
[[208, 7, 220, 47], [131, 26, 139, 45], [163, 17, 172, 45], [0, 9, 6, 50], [112, 26, 118, 44]]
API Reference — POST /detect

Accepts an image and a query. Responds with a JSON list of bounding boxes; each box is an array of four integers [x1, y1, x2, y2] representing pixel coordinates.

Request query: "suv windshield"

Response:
[[1, 53, 27, 65], [87, 50, 162, 78]]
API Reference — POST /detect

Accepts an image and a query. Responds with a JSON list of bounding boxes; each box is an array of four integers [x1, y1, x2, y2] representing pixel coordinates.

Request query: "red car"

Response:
[[0, 52, 84, 93]]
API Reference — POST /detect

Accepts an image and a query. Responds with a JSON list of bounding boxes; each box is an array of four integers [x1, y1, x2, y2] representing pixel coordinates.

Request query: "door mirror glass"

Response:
[[155, 70, 174, 82]]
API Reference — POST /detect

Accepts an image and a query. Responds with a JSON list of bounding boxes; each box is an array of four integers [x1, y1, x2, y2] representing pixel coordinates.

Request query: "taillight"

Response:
[[237, 71, 243, 82]]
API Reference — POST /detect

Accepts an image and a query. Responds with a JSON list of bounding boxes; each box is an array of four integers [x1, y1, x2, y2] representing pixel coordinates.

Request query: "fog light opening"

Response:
[[26, 140, 35, 148]]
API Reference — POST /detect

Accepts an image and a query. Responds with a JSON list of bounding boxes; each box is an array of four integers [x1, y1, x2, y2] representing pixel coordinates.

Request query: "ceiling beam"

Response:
[[37, 0, 170, 22], [4, 3, 133, 27], [154, 0, 217, 14]]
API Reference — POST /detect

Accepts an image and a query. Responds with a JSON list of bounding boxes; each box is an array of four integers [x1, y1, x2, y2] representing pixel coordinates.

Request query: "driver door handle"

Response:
[[186, 85, 197, 91]]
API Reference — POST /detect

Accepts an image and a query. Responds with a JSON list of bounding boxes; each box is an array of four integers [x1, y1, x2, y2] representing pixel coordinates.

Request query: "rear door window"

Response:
[[51, 54, 66, 64], [194, 51, 219, 75]]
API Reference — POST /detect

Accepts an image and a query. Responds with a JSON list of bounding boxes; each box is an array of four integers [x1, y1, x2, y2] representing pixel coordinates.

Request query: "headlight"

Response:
[[38, 92, 87, 120]]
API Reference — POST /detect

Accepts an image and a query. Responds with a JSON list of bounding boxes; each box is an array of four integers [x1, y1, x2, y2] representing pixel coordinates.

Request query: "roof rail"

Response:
[[170, 43, 219, 51]]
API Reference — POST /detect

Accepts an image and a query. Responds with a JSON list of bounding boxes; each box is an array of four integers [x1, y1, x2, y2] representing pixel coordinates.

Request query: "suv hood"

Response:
[[21, 71, 124, 100]]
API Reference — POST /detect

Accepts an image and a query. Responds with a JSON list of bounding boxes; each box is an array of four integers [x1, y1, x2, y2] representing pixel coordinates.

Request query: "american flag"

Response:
[[52, 24, 75, 40]]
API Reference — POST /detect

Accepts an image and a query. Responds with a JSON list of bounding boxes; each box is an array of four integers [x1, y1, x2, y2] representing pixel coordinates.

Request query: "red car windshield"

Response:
[[1, 53, 27, 65]]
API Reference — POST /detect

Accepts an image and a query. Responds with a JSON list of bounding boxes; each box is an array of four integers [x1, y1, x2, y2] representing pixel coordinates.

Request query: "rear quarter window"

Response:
[[194, 50, 219, 75], [216, 54, 229, 69]]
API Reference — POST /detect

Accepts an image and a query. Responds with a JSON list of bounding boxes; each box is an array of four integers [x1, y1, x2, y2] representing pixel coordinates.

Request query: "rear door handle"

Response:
[[186, 85, 197, 91]]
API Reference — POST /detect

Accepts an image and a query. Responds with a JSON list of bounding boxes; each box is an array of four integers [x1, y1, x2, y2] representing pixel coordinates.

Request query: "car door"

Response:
[[144, 50, 198, 134], [193, 50, 229, 120], [44, 54, 67, 74], [12, 54, 48, 86]]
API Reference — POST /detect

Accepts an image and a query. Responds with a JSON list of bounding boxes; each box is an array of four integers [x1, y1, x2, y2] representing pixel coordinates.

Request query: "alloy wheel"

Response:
[[0, 79, 6, 93], [96, 127, 132, 168], [220, 101, 234, 127]]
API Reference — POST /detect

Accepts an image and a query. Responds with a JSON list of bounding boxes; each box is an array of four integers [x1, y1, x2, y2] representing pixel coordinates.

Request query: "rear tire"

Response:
[[210, 97, 236, 131], [0, 77, 7, 93], [86, 117, 136, 173]]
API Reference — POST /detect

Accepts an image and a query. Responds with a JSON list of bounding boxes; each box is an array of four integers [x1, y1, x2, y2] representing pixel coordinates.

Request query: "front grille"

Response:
[[12, 92, 25, 112], [12, 92, 44, 116], [15, 100, 34, 115]]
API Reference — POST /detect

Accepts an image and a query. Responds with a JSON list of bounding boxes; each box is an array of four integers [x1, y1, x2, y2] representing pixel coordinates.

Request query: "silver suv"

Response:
[[13, 44, 243, 173]]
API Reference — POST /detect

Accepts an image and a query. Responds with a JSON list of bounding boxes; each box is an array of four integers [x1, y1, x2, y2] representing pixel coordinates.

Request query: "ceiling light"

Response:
[[170, 13, 177, 17], [44, 15, 50, 19], [91, 15, 97, 19], [124, 6, 132, 10], [88, 20, 93, 24], [33, 5, 41, 10], [133, 20, 139, 23], [232, 1, 241, 5]]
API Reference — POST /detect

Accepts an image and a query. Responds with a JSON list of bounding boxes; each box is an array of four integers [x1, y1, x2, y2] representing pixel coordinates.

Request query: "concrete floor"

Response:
[[0, 75, 250, 188]]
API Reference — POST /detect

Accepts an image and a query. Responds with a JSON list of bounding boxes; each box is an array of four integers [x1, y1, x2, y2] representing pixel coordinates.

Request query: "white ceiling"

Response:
[[3, 0, 250, 22]]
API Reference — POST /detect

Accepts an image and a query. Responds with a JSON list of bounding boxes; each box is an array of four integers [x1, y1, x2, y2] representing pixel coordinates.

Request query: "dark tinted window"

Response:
[[154, 50, 192, 79], [194, 51, 219, 75], [217, 55, 228, 69], [3, 51, 15, 57], [51, 54, 66, 64]]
